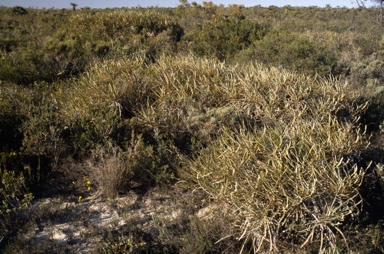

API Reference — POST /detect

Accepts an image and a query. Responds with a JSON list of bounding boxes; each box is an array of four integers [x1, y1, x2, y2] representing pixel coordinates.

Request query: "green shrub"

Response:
[[186, 14, 268, 61], [241, 30, 337, 76], [0, 48, 55, 85], [0, 83, 56, 196], [353, 37, 380, 57], [67, 102, 120, 158], [348, 60, 384, 133], [0, 9, 72, 85], [350, 60, 384, 87], [19, 84, 65, 159], [0, 8, 183, 85], [0, 83, 25, 151], [0, 167, 33, 242]]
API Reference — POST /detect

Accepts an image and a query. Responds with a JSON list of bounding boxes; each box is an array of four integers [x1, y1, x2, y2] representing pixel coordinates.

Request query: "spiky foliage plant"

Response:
[[178, 60, 369, 252], [57, 56, 147, 122], [56, 55, 149, 155], [55, 53, 370, 251]]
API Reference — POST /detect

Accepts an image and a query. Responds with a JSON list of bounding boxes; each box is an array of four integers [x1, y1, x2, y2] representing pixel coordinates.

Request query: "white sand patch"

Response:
[[23, 187, 186, 253]]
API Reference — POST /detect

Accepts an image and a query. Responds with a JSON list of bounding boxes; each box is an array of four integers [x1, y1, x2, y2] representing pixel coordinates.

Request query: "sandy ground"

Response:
[[22, 187, 187, 253]]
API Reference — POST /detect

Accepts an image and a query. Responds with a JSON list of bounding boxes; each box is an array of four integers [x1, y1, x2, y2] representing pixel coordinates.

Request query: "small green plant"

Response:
[[0, 168, 33, 242], [98, 234, 135, 254]]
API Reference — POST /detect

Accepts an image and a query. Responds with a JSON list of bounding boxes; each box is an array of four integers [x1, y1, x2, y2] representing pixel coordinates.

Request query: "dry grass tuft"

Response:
[[86, 131, 153, 199]]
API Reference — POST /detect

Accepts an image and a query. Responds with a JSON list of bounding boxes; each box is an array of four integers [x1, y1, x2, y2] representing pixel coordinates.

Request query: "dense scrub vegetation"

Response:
[[2, 3, 384, 253]]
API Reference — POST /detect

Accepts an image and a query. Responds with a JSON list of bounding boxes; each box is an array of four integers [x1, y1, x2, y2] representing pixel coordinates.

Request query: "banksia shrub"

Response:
[[134, 54, 244, 151], [57, 55, 177, 184], [57, 56, 150, 155], [135, 55, 358, 151], [57, 56, 148, 122], [187, 123, 365, 252], [181, 62, 369, 251]]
